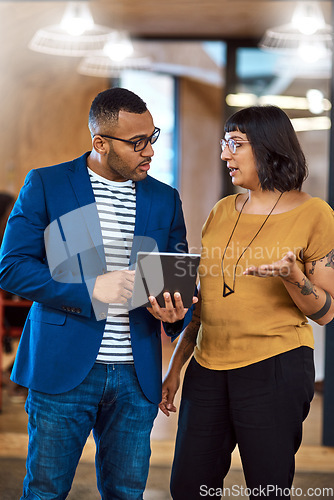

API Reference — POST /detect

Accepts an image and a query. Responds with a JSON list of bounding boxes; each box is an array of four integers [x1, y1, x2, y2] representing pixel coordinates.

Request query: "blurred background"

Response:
[[0, 1, 333, 497]]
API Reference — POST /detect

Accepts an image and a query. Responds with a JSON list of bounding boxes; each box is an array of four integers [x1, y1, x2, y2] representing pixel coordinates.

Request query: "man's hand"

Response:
[[147, 292, 198, 322], [243, 251, 297, 278], [159, 370, 180, 417], [92, 270, 135, 303]]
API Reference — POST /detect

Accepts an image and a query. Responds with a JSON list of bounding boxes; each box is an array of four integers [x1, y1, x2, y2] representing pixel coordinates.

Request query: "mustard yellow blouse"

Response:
[[194, 195, 334, 370]]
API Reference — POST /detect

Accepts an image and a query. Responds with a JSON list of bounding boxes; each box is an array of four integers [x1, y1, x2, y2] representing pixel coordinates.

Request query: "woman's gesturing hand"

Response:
[[243, 251, 297, 278]]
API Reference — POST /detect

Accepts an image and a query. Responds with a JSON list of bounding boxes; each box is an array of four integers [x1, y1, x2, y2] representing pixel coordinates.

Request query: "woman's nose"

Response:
[[221, 144, 231, 160]]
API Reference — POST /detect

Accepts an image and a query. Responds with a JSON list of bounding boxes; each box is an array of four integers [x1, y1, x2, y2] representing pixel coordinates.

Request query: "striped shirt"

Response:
[[88, 167, 136, 364]]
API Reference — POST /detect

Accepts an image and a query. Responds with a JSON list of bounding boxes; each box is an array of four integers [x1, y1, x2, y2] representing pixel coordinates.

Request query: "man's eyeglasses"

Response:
[[220, 138, 250, 154], [95, 127, 161, 152]]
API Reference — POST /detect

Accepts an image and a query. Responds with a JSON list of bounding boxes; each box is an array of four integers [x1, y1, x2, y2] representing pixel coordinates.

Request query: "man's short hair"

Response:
[[88, 87, 147, 135]]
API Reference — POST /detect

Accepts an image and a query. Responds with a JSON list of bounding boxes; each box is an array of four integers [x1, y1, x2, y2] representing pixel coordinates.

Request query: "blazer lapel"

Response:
[[130, 177, 153, 266], [66, 153, 106, 269], [67, 152, 95, 207], [134, 177, 152, 237], [66, 157, 154, 269]]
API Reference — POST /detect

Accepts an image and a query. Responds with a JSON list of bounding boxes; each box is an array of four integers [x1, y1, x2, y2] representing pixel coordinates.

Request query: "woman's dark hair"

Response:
[[224, 105, 308, 191]]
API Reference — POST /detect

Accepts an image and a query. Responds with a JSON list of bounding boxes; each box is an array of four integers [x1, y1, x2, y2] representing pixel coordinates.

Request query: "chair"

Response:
[[0, 290, 31, 411]]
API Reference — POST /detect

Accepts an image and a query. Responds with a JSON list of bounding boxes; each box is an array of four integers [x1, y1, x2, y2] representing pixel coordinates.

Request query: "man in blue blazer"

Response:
[[0, 88, 195, 499]]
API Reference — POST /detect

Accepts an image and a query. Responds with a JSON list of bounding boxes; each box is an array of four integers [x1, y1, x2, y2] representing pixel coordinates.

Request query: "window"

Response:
[[120, 71, 177, 187]]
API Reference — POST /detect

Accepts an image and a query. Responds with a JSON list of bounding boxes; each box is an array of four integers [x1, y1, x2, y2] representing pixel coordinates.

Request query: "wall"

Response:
[[178, 77, 223, 253], [0, 3, 108, 194], [0, 58, 107, 194]]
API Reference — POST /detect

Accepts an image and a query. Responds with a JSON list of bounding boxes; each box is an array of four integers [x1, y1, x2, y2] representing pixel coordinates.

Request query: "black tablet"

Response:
[[131, 252, 200, 309]]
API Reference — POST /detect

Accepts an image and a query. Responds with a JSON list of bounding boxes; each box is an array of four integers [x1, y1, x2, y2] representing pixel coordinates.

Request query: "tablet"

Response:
[[131, 252, 200, 309]]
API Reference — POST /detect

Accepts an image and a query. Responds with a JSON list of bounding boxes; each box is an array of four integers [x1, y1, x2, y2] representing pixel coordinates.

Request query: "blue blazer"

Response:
[[0, 153, 189, 405]]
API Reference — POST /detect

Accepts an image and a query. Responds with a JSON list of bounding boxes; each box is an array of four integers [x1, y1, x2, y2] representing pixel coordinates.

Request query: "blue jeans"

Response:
[[21, 363, 158, 500]]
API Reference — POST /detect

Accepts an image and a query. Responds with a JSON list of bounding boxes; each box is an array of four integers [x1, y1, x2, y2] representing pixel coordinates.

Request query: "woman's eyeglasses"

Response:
[[220, 138, 250, 154]]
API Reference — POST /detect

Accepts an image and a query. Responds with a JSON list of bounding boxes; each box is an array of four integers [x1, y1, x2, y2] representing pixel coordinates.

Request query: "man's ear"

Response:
[[92, 135, 109, 156]]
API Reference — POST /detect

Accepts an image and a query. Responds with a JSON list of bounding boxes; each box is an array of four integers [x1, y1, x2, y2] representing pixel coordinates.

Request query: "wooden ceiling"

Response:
[[94, 0, 333, 40], [0, 1, 331, 200], [0, 1, 330, 127], [1, 1, 332, 41], [1, 1, 332, 85], [0, 1, 332, 109]]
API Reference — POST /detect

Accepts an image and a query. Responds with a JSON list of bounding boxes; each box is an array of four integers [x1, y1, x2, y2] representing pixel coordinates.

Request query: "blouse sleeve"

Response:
[[303, 199, 334, 263]]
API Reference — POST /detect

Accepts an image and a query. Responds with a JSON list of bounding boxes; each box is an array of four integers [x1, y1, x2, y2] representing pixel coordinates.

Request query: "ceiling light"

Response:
[[226, 93, 257, 107], [291, 116, 331, 132], [259, 1, 332, 62], [78, 54, 152, 78], [29, 2, 115, 57], [103, 31, 134, 62], [226, 93, 331, 112], [298, 40, 329, 63], [306, 89, 325, 114], [60, 2, 94, 37], [274, 55, 331, 79], [291, 2, 325, 35]]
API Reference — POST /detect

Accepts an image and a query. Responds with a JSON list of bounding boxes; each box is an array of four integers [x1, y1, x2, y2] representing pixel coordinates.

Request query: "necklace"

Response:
[[221, 192, 283, 297]]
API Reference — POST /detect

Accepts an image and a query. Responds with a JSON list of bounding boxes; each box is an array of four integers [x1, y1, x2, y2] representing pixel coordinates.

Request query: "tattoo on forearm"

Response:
[[309, 249, 334, 276], [286, 277, 319, 299], [309, 261, 316, 275], [308, 291, 332, 320], [325, 249, 334, 270]]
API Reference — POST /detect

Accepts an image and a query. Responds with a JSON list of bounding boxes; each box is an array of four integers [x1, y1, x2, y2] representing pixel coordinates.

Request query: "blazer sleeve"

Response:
[[0, 169, 93, 317], [166, 188, 188, 254], [162, 187, 196, 337]]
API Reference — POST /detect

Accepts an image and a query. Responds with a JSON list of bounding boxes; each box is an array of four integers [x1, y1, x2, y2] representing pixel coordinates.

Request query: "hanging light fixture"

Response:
[[259, 1, 332, 63], [291, 2, 326, 35], [102, 31, 134, 62], [78, 34, 152, 78], [29, 2, 115, 57], [60, 1, 94, 36], [78, 53, 152, 78]]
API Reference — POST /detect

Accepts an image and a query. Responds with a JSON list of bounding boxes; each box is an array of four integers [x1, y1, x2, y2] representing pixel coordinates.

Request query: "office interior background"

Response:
[[0, 0, 333, 497]]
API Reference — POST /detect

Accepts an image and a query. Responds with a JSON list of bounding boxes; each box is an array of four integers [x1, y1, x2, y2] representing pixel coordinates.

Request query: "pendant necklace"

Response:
[[221, 192, 283, 297]]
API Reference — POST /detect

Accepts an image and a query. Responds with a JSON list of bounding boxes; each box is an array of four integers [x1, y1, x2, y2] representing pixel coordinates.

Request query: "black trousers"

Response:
[[170, 347, 314, 500]]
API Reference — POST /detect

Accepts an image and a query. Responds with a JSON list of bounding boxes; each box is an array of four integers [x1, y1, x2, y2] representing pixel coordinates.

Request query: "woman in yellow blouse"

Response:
[[159, 105, 334, 499]]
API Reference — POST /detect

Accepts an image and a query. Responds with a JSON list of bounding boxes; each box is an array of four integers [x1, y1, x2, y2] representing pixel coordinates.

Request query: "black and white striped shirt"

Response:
[[88, 168, 136, 364]]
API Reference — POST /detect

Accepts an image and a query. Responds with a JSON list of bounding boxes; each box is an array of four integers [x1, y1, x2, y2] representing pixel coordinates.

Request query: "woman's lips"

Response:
[[228, 167, 239, 176]]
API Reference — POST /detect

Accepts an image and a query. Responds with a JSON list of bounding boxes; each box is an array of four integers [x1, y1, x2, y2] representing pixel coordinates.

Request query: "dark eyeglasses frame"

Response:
[[95, 127, 161, 152], [220, 138, 250, 154]]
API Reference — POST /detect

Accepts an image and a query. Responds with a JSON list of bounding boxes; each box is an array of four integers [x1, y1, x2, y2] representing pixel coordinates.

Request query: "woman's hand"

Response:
[[243, 251, 297, 278], [159, 369, 181, 417], [245, 249, 334, 325]]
